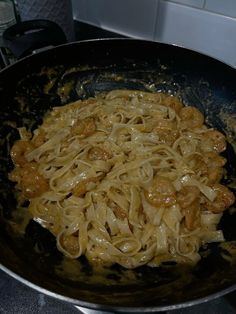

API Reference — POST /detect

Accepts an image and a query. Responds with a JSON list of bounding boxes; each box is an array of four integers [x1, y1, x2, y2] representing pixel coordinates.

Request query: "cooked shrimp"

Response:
[[71, 117, 96, 137], [10, 140, 35, 166], [8, 167, 21, 182], [153, 119, 179, 145], [199, 152, 226, 183], [72, 179, 94, 197], [88, 147, 111, 161], [177, 186, 200, 209], [179, 106, 204, 129], [72, 175, 104, 197], [188, 155, 208, 176], [201, 130, 226, 153], [177, 186, 200, 230], [144, 176, 176, 207], [184, 201, 200, 230], [204, 152, 226, 167], [207, 167, 224, 184], [32, 130, 46, 147], [155, 129, 179, 145], [19, 163, 49, 198], [162, 95, 183, 114], [204, 183, 235, 213]]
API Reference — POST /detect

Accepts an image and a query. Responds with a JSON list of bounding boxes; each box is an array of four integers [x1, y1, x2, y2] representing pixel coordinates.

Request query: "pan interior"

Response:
[[0, 40, 236, 310]]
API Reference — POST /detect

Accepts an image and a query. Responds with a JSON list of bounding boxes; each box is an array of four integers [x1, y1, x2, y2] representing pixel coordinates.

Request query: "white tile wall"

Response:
[[164, 0, 205, 9], [155, 1, 236, 67], [72, 0, 87, 21], [72, 0, 236, 67], [72, 0, 159, 40], [204, 0, 236, 18]]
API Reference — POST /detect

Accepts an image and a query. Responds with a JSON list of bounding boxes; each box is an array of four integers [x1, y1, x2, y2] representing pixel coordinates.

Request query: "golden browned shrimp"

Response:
[[72, 175, 104, 197], [201, 152, 226, 184], [162, 95, 184, 114], [177, 186, 200, 230], [184, 202, 200, 231], [204, 183, 235, 213], [71, 117, 96, 138], [153, 119, 179, 145], [19, 163, 49, 198], [207, 168, 224, 184], [188, 155, 208, 176], [144, 176, 176, 207], [88, 147, 111, 161], [155, 129, 179, 145], [201, 130, 226, 153], [32, 129, 46, 147], [8, 167, 21, 182], [204, 152, 226, 167], [179, 106, 204, 129], [72, 179, 92, 197], [177, 186, 200, 209], [10, 140, 35, 166], [189, 152, 224, 183]]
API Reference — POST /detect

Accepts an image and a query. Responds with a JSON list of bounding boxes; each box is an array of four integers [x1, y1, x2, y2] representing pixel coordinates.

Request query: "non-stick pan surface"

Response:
[[0, 39, 236, 312]]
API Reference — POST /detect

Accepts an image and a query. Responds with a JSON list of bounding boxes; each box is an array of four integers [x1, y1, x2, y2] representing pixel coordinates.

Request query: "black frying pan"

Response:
[[0, 39, 236, 312]]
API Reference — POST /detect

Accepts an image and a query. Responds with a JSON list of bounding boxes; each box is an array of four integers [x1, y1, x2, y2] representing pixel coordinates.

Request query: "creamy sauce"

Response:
[[57, 81, 74, 102], [8, 207, 32, 236], [219, 109, 236, 151], [43, 79, 57, 94], [216, 108, 236, 265], [220, 241, 236, 264], [55, 257, 140, 286]]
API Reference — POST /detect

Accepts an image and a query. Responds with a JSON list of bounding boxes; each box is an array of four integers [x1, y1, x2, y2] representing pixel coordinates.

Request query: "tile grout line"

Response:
[[153, 0, 161, 41]]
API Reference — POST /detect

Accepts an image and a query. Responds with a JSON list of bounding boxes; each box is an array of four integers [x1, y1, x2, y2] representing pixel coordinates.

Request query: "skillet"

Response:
[[0, 39, 236, 312]]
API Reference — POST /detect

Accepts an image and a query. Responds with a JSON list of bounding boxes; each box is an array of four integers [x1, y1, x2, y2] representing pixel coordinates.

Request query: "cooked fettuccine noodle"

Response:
[[9, 90, 235, 268]]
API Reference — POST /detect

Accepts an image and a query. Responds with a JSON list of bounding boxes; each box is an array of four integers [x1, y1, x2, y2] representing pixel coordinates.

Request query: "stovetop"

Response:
[[1, 21, 236, 314]]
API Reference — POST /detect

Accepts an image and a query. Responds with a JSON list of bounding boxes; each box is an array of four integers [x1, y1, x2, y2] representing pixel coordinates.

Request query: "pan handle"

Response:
[[2, 19, 67, 59]]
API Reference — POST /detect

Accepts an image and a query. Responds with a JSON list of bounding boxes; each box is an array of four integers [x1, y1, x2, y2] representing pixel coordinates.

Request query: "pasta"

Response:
[[9, 90, 235, 269]]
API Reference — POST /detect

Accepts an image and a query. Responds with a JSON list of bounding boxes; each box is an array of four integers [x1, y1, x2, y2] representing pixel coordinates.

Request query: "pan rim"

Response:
[[1, 263, 236, 312], [1, 37, 236, 312], [0, 37, 235, 75]]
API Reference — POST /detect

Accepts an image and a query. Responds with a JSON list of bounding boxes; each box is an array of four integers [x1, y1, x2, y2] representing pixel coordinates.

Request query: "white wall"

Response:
[[72, 0, 236, 67]]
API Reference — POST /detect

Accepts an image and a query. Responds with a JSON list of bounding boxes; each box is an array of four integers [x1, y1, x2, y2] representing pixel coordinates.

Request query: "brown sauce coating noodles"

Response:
[[9, 90, 235, 269]]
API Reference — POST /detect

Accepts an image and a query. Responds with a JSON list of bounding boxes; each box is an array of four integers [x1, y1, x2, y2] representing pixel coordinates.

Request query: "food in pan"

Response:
[[9, 90, 235, 269]]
